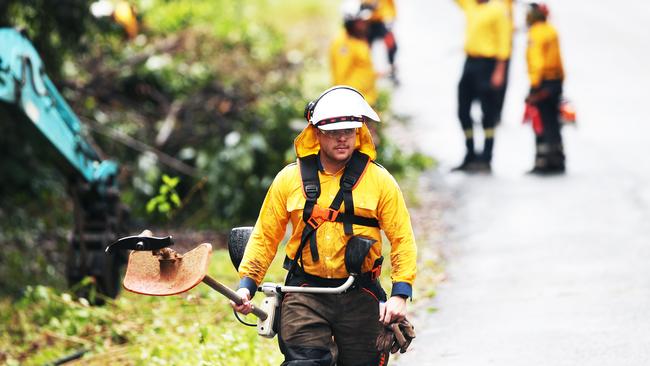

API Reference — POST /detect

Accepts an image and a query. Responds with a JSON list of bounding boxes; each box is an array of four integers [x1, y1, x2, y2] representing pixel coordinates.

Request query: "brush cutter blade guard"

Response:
[[105, 235, 173, 254], [228, 226, 253, 270], [123, 243, 212, 296]]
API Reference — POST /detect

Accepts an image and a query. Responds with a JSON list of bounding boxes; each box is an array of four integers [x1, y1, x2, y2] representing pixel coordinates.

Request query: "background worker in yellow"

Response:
[[453, 0, 511, 172], [525, 3, 566, 174], [231, 86, 417, 365], [330, 1, 378, 106], [362, 0, 399, 83]]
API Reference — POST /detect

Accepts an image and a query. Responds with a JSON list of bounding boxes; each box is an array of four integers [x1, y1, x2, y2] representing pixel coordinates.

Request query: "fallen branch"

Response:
[[83, 117, 200, 177]]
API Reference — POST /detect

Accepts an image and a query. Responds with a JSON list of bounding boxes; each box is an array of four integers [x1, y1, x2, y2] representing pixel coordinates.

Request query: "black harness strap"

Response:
[[299, 154, 321, 262], [340, 151, 368, 234], [336, 213, 379, 227], [296, 151, 378, 264]]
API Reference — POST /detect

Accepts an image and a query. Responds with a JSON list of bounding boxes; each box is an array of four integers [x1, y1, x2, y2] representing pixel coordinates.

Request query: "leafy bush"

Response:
[[62, 0, 312, 230]]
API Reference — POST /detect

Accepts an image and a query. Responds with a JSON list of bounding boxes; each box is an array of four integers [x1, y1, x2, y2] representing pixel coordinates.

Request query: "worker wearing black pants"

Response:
[[525, 3, 566, 174], [456, 56, 500, 171], [453, 0, 510, 172], [531, 79, 564, 173]]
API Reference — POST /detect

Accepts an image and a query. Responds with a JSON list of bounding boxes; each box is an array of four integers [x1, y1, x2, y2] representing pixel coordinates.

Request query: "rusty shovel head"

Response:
[[123, 243, 213, 296]]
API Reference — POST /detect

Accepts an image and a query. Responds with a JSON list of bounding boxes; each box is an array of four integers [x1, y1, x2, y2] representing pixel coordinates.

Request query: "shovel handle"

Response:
[[202, 275, 268, 320]]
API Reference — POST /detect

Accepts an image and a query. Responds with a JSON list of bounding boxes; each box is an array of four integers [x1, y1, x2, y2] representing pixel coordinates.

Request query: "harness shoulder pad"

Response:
[[298, 154, 320, 199], [340, 150, 371, 191]]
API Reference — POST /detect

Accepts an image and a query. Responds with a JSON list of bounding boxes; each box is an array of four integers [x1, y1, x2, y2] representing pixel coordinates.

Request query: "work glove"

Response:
[[375, 318, 416, 354]]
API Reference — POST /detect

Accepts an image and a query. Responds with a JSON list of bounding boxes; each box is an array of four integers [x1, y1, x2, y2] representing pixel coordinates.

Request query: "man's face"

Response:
[[316, 128, 357, 164]]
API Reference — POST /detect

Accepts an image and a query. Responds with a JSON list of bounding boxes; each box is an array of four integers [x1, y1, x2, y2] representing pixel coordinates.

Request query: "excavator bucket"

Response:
[[123, 243, 213, 296]]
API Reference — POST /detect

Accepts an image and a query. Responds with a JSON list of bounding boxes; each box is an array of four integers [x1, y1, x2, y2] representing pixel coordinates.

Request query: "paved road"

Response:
[[389, 1, 650, 365]]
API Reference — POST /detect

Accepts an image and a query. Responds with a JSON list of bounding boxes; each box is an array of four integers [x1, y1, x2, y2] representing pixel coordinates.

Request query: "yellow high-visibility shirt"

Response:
[[527, 22, 565, 88], [238, 123, 417, 295], [329, 30, 377, 105], [456, 0, 511, 60]]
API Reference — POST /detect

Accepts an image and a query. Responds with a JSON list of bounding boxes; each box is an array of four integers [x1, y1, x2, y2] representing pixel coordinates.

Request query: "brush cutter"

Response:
[[106, 228, 366, 338]]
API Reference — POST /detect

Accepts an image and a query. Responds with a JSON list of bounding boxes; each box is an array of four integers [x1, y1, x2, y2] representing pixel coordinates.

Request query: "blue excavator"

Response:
[[0, 28, 128, 298]]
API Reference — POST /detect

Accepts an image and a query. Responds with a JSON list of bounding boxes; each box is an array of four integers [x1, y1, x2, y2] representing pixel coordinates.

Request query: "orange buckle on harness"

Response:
[[307, 205, 339, 229], [370, 265, 382, 281]]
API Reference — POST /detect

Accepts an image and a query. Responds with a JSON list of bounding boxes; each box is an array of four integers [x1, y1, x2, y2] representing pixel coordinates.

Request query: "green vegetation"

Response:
[[0, 250, 287, 365], [146, 174, 182, 219]]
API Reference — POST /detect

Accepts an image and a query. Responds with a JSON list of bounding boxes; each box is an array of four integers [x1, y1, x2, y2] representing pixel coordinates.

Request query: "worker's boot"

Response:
[[453, 134, 477, 172], [529, 143, 549, 174], [474, 137, 494, 173], [529, 143, 564, 175], [452, 152, 477, 172], [546, 144, 566, 174]]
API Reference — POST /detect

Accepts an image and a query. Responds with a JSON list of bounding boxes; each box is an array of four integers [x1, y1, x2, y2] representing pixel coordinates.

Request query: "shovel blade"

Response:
[[123, 243, 212, 296]]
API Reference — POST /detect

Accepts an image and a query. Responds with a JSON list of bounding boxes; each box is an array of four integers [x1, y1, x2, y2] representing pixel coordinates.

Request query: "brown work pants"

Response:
[[279, 290, 386, 366]]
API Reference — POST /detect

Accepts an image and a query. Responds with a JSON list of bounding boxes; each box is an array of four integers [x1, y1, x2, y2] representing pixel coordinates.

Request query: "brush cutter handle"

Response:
[[264, 275, 356, 295], [202, 275, 268, 320]]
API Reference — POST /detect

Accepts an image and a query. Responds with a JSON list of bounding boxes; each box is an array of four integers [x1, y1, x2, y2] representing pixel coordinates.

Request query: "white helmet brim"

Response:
[[317, 121, 363, 131], [309, 86, 380, 130]]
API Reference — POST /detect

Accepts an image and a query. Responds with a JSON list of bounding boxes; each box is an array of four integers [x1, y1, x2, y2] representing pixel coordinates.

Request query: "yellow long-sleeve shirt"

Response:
[[527, 21, 565, 88], [456, 0, 511, 60], [329, 30, 378, 105], [238, 123, 417, 297]]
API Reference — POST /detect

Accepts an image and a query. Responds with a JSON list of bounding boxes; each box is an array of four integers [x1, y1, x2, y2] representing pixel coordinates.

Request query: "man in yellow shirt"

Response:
[[525, 3, 566, 174], [330, 2, 378, 106], [231, 86, 417, 365], [453, 0, 511, 172]]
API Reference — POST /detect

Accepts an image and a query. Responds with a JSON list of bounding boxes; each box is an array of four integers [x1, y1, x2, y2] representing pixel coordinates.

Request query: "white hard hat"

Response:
[[304, 86, 380, 130]]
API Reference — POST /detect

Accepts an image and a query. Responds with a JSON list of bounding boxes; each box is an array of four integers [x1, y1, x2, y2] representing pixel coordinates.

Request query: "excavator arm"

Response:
[[0, 28, 127, 298]]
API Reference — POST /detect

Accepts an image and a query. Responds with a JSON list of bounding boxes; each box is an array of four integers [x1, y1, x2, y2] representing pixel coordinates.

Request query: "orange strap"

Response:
[[306, 204, 340, 229]]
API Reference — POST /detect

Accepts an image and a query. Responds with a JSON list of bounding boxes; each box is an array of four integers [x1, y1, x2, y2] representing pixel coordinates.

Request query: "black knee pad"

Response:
[[281, 345, 333, 366]]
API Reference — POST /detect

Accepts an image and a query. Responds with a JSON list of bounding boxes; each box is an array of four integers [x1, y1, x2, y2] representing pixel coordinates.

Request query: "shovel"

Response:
[[106, 230, 267, 320]]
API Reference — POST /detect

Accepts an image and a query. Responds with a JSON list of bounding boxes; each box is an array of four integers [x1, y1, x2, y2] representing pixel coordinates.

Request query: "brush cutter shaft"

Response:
[[262, 276, 356, 295], [202, 275, 268, 320]]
